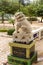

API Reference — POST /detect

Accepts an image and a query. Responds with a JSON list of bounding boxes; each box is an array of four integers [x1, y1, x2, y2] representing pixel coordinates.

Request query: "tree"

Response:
[[27, 4, 37, 17], [20, 6, 29, 16], [39, 0, 43, 5], [0, 0, 10, 23], [0, 0, 19, 23], [0, 11, 5, 23], [36, 5, 43, 22]]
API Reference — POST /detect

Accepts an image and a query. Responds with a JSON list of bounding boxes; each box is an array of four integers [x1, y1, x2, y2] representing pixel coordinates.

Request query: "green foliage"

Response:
[[20, 6, 29, 16], [20, 4, 37, 17], [0, 0, 10, 12], [0, 0, 19, 14], [0, 28, 8, 32], [9, 19, 15, 26], [0, 0, 10, 23], [39, 0, 43, 5], [7, 29, 15, 35], [0, 28, 15, 35], [0, 0, 19, 23], [36, 5, 43, 17], [27, 5, 37, 16], [0, 0, 43, 18], [27, 17, 37, 21], [6, 3, 19, 14], [0, 11, 5, 23]]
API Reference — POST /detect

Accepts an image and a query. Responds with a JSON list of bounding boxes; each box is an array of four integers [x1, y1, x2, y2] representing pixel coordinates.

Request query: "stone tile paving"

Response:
[[35, 39, 43, 58], [0, 36, 13, 65]]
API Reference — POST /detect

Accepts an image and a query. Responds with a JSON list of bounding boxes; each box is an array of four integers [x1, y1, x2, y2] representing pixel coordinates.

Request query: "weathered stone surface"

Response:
[[13, 12, 33, 43]]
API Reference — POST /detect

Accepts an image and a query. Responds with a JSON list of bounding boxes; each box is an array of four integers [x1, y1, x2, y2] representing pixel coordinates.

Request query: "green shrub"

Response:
[[7, 29, 15, 35], [9, 19, 15, 26], [0, 29, 8, 32], [27, 17, 37, 21]]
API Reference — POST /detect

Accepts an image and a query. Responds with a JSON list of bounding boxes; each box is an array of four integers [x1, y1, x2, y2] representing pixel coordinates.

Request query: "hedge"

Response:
[[0, 29, 8, 32], [7, 29, 15, 35]]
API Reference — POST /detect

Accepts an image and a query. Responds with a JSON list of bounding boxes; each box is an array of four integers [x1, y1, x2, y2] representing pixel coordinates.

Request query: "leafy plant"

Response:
[[0, 28, 8, 32], [9, 19, 15, 27], [7, 29, 15, 35], [27, 17, 37, 21]]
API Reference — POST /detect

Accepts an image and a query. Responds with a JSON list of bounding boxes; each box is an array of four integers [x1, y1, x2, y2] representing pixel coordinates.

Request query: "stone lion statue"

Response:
[[13, 12, 33, 44]]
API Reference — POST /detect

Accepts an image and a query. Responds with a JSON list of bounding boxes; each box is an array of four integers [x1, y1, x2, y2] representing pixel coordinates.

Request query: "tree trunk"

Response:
[[2, 14, 4, 23], [41, 17, 42, 23], [13, 23, 14, 27]]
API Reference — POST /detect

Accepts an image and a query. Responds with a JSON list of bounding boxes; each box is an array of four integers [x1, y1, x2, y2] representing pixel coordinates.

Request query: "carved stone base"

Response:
[[13, 31, 33, 44]]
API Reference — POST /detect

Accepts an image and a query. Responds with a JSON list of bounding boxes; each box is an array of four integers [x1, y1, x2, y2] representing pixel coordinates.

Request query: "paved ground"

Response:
[[0, 23, 13, 29], [0, 36, 13, 65], [33, 61, 43, 65]]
